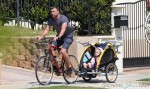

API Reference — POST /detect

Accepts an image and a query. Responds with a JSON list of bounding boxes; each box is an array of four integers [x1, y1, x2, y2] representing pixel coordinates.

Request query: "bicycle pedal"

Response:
[[74, 71, 82, 76], [43, 67, 48, 72], [55, 71, 60, 76]]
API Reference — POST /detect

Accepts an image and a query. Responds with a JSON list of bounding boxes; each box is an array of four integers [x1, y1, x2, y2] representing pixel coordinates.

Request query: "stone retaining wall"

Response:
[[1, 36, 115, 70], [2, 37, 42, 69], [1, 37, 80, 70]]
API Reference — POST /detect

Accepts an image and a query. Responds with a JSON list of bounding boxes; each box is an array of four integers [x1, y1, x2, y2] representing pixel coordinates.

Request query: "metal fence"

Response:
[[117, 0, 150, 67]]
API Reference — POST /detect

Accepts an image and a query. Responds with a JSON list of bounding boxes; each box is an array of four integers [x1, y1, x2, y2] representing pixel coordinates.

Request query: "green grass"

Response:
[[0, 25, 54, 44], [0, 26, 56, 53], [0, 26, 56, 37], [28, 86, 105, 89], [138, 78, 150, 81]]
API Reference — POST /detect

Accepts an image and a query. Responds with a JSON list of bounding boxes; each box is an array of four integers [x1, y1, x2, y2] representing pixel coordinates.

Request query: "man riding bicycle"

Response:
[[38, 6, 74, 75]]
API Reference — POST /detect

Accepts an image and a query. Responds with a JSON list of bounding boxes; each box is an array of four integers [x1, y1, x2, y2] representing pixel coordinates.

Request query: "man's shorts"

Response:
[[52, 32, 74, 51]]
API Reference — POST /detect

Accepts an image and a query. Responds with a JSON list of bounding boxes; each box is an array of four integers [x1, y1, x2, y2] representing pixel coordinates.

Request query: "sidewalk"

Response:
[[0, 65, 150, 89]]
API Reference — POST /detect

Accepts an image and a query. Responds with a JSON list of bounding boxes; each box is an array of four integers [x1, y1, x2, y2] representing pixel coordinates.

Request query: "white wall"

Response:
[[113, 0, 140, 4], [111, 3, 125, 73]]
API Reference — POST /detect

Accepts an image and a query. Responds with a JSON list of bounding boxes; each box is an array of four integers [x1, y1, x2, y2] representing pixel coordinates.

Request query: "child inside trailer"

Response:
[[83, 47, 103, 68]]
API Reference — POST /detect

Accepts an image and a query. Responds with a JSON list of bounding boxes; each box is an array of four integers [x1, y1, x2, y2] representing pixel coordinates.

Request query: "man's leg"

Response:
[[61, 48, 71, 68], [50, 40, 61, 64], [61, 37, 73, 74], [61, 48, 73, 75], [49, 44, 56, 64]]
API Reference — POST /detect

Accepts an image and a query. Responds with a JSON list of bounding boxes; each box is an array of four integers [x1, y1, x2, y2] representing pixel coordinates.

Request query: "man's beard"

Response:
[[52, 14, 58, 18]]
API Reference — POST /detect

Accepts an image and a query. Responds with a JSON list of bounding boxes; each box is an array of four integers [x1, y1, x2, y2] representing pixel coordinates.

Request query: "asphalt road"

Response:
[[1, 65, 150, 89]]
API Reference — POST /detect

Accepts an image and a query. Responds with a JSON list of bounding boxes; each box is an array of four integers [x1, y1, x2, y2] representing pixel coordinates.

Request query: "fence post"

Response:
[[16, 0, 20, 26], [88, 0, 91, 35]]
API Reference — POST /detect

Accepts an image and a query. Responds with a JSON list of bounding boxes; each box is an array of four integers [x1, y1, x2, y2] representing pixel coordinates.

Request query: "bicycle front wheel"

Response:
[[35, 56, 53, 85], [62, 55, 79, 84]]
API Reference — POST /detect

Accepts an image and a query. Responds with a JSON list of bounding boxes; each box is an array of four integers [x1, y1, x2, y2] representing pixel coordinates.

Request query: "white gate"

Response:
[[118, 0, 150, 67]]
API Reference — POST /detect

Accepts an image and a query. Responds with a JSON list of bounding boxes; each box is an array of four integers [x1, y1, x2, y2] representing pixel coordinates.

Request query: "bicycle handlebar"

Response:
[[101, 40, 122, 53], [37, 37, 53, 44], [36, 37, 53, 49], [76, 40, 92, 47], [76, 40, 122, 52], [101, 40, 122, 46]]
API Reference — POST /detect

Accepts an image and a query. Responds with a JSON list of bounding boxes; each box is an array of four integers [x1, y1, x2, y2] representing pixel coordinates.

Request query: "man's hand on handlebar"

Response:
[[76, 40, 91, 47], [53, 36, 59, 41], [37, 36, 43, 41]]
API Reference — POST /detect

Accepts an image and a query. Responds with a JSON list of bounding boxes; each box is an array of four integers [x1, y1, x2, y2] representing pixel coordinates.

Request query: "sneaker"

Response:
[[67, 67, 73, 75]]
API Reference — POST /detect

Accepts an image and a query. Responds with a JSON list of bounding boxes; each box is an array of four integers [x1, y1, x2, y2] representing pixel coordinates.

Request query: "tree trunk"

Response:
[[30, 22, 36, 30]]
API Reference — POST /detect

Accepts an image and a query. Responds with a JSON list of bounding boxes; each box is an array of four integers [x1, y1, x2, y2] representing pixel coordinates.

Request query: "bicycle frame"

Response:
[[48, 44, 76, 74], [48, 44, 63, 73], [35, 37, 79, 84], [39, 37, 77, 74]]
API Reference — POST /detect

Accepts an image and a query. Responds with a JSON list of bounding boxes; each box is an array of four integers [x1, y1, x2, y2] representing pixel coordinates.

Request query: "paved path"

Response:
[[0, 65, 150, 89]]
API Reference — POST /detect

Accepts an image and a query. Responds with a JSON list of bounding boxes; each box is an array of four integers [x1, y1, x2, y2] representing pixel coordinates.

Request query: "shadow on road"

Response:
[[76, 79, 107, 83]]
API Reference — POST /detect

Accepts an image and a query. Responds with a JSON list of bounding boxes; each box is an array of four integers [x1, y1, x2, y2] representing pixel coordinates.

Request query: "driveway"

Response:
[[0, 65, 150, 89]]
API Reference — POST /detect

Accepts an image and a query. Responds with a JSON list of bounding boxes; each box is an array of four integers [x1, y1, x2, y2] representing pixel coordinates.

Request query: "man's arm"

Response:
[[38, 25, 50, 41], [58, 22, 67, 38], [54, 22, 67, 41]]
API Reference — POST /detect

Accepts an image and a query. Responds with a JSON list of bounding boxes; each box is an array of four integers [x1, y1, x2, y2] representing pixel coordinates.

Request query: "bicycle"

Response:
[[35, 37, 79, 85]]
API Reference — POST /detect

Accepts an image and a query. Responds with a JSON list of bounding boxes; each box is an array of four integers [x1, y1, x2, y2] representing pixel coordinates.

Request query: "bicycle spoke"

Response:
[[106, 63, 118, 83], [62, 55, 79, 83], [35, 56, 53, 85]]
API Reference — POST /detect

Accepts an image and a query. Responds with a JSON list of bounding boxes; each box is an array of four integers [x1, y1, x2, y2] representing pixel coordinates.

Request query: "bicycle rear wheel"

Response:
[[35, 56, 53, 85], [62, 55, 79, 84]]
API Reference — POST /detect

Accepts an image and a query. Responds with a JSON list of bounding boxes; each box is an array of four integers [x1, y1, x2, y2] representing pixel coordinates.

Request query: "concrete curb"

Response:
[[124, 67, 150, 72], [1, 65, 35, 73], [0, 53, 3, 85], [0, 53, 3, 58]]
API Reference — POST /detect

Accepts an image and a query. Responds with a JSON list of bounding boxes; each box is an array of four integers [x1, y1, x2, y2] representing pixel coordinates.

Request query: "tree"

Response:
[[21, 0, 62, 29], [62, 0, 114, 35], [0, 0, 114, 34], [21, 0, 50, 29], [0, 0, 16, 26]]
